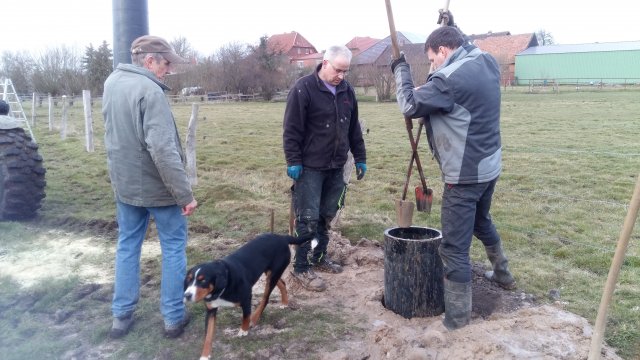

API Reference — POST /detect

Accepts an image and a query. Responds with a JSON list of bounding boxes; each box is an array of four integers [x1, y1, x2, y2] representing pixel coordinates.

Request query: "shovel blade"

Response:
[[395, 199, 415, 228], [415, 186, 433, 213]]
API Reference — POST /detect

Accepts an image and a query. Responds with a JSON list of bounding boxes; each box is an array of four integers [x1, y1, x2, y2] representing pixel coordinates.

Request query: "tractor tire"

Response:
[[0, 127, 46, 220]]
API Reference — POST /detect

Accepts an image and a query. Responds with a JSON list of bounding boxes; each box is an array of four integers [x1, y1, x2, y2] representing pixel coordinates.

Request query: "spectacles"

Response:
[[328, 61, 349, 76]]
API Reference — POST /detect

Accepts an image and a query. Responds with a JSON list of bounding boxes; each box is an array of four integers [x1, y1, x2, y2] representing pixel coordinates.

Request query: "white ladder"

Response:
[[1, 77, 35, 141]]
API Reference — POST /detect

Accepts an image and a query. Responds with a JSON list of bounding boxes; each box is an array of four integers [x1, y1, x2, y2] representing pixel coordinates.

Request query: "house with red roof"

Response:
[[267, 31, 319, 68], [472, 32, 539, 85]]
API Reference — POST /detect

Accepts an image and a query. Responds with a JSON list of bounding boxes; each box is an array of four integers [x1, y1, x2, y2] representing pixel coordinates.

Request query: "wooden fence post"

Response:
[[588, 174, 640, 360], [61, 95, 67, 139], [31, 93, 36, 126], [185, 103, 199, 186], [82, 90, 94, 152], [48, 94, 53, 132]]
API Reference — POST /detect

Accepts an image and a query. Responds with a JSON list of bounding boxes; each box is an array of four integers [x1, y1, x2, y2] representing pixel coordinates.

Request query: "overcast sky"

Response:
[[2, 0, 639, 56]]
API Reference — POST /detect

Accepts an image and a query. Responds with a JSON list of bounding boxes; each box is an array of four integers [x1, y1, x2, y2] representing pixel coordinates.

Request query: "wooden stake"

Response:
[[587, 174, 640, 359]]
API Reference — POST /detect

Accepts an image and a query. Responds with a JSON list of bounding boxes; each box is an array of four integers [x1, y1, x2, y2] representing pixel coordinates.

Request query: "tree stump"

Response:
[[383, 226, 444, 318]]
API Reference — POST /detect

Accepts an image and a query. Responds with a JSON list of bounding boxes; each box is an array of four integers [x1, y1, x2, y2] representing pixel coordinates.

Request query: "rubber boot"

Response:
[[442, 279, 472, 330], [484, 241, 516, 290]]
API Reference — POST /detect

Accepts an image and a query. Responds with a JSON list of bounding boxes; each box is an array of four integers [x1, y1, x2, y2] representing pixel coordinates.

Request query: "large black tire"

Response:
[[0, 128, 46, 220]]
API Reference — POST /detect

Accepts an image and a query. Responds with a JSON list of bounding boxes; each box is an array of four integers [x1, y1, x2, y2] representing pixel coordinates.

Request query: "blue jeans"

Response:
[[292, 168, 346, 272], [439, 179, 501, 283], [112, 201, 188, 326]]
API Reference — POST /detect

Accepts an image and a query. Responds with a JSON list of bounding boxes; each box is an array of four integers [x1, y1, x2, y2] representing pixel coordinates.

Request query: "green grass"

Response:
[[2, 89, 640, 358]]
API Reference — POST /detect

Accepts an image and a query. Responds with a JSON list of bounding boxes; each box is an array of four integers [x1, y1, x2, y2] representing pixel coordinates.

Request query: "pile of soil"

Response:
[[278, 232, 622, 360]]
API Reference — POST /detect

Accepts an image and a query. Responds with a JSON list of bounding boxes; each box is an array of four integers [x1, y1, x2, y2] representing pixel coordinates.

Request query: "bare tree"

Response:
[[536, 29, 554, 45], [360, 64, 394, 102], [216, 42, 252, 93], [32, 46, 84, 96], [247, 36, 290, 100], [0, 51, 36, 93], [170, 36, 194, 60]]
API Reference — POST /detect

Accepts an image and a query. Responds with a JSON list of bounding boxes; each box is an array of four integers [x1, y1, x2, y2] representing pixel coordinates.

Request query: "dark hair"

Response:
[[0, 100, 9, 115], [424, 26, 465, 53]]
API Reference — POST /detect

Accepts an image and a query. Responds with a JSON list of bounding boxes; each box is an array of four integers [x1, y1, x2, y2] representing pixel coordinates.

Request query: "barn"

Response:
[[514, 41, 640, 86]]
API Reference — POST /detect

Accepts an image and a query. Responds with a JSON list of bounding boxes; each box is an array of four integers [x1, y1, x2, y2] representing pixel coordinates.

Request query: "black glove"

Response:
[[390, 52, 406, 74], [437, 9, 455, 26]]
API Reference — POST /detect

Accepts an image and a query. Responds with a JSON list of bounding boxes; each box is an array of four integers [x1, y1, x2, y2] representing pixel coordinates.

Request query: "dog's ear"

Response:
[[210, 263, 228, 297], [184, 266, 196, 290]]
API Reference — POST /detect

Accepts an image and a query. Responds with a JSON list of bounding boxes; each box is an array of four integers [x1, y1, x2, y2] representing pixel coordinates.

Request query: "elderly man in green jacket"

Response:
[[102, 35, 197, 339]]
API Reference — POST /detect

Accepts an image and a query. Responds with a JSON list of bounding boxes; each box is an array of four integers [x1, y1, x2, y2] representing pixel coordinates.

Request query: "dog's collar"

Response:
[[206, 287, 225, 301]]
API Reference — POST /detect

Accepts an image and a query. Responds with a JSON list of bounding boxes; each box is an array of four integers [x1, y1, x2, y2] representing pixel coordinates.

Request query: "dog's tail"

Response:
[[287, 235, 318, 250]]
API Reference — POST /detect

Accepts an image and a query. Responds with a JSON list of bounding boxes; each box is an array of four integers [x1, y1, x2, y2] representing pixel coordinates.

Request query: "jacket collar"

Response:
[[314, 63, 348, 93], [115, 63, 171, 91], [441, 44, 481, 69]]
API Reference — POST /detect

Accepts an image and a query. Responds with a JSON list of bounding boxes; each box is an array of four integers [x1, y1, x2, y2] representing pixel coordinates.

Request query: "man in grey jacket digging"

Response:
[[391, 24, 516, 330], [102, 35, 197, 339]]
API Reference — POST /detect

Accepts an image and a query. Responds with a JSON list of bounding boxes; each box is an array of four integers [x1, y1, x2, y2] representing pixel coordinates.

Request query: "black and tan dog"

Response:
[[184, 233, 314, 360]]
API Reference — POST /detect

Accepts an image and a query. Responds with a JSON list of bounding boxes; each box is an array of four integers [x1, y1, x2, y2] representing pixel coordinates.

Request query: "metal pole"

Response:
[[112, 0, 149, 69]]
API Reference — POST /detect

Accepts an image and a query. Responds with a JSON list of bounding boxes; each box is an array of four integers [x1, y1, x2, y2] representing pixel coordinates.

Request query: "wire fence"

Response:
[[504, 78, 640, 93], [14, 92, 640, 262]]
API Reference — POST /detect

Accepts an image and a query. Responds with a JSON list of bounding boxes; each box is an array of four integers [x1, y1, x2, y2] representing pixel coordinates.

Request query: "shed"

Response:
[[514, 41, 640, 85]]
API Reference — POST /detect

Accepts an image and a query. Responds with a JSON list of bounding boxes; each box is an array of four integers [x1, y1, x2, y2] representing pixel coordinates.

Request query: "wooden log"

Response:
[[384, 226, 444, 318]]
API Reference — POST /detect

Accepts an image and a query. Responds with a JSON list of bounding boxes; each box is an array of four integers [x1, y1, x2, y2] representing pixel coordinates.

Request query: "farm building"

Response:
[[514, 41, 640, 85], [267, 31, 318, 68], [471, 32, 538, 86]]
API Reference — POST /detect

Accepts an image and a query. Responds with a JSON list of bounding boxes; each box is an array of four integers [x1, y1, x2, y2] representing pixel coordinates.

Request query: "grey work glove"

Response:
[[437, 9, 455, 26]]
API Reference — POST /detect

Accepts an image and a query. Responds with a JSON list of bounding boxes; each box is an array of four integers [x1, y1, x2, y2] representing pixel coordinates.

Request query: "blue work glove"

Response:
[[287, 165, 303, 180], [356, 162, 367, 180], [390, 52, 406, 74]]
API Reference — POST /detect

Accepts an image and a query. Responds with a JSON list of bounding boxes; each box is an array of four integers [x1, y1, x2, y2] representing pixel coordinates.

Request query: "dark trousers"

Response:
[[292, 168, 346, 272], [439, 178, 501, 283]]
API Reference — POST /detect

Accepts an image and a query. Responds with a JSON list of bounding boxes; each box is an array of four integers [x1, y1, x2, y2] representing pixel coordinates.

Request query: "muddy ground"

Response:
[[0, 225, 623, 359]]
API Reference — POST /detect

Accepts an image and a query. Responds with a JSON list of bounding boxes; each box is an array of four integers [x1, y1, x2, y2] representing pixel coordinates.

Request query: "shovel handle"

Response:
[[405, 117, 429, 191], [385, 0, 401, 59], [402, 119, 425, 199]]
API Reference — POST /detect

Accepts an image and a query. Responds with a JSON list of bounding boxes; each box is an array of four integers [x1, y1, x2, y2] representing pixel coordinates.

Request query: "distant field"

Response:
[[3, 89, 640, 358]]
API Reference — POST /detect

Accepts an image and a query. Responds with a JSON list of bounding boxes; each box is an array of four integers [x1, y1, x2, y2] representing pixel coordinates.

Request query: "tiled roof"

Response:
[[353, 31, 416, 65], [377, 43, 428, 66], [345, 37, 380, 56], [467, 31, 511, 41], [267, 31, 317, 53], [473, 33, 538, 63]]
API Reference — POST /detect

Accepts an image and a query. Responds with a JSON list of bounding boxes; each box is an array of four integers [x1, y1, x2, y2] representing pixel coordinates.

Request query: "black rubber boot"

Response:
[[484, 241, 516, 290], [442, 279, 472, 330]]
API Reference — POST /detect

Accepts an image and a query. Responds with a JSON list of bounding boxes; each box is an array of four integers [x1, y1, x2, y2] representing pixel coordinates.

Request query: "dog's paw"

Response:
[[199, 356, 210, 360], [311, 238, 318, 249], [237, 329, 249, 337]]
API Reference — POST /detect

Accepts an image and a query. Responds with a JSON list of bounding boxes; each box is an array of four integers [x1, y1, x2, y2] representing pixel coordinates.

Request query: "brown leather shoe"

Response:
[[291, 269, 326, 292]]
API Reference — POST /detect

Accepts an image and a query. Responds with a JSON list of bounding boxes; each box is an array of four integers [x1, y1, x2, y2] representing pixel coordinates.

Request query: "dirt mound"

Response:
[[280, 232, 622, 360]]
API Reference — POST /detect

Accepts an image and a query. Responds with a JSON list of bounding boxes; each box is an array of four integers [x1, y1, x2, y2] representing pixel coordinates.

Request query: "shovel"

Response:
[[385, 0, 433, 222], [406, 118, 433, 213]]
